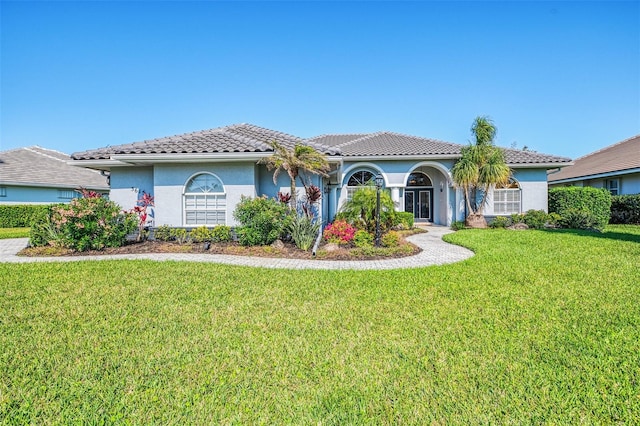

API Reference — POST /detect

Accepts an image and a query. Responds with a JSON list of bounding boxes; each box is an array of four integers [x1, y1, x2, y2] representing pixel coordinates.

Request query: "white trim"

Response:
[[183, 172, 227, 226], [549, 167, 640, 184], [0, 181, 109, 191], [402, 161, 453, 186], [341, 163, 388, 187]]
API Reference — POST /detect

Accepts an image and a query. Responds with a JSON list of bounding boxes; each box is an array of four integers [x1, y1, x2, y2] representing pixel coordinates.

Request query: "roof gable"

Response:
[[548, 135, 640, 182]]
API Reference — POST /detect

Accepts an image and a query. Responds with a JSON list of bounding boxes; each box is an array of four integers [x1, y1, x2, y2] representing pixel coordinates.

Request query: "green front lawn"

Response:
[[1, 226, 639, 423], [0, 228, 29, 239]]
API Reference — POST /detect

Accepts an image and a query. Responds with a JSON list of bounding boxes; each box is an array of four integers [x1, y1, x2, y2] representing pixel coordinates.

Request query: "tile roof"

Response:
[[1, 146, 109, 189], [308, 131, 571, 164], [71, 123, 339, 160], [70, 123, 571, 166], [548, 135, 640, 182]]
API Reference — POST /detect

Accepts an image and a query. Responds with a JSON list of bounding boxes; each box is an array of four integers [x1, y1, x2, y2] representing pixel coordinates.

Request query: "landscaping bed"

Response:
[[18, 229, 424, 260]]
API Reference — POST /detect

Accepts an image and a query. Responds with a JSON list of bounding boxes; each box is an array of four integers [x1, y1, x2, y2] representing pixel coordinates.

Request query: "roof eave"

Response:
[[508, 161, 574, 169], [548, 167, 640, 184], [0, 181, 109, 191], [343, 154, 461, 161]]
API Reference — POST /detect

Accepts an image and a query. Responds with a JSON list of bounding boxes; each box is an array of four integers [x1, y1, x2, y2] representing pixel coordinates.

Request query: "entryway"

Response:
[[405, 188, 433, 222]]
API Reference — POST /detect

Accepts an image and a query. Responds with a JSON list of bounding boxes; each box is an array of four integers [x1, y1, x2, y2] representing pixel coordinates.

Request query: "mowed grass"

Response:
[[0, 228, 29, 239], [1, 226, 639, 424]]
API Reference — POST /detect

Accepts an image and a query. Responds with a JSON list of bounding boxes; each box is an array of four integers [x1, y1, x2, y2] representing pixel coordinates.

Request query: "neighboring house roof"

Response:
[[548, 134, 640, 182], [72, 123, 339, 161], [0, 146, 109, 189], [70, 123, 571, 167]]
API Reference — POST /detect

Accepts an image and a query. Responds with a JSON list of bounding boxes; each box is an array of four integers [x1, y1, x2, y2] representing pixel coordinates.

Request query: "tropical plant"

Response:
[[129, 191, 155, 241], [259, 141, 330, 209], [336, 186, 396, 234], [189, 226, 212, 243], [353, 229, 374, 248], [153, 225, 173, 242], [451, 116, 511, 228], [170, 228, 189, 244], [288, 215, 320, 251], [323, 220, 356, 245], [210, 225, 233, 243], [381, 230, 400, 247]]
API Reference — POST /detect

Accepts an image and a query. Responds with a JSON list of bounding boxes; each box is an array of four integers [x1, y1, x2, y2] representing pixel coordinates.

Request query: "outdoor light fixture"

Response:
[[440, 181, 444, 192], [375, 174, 384, 247]]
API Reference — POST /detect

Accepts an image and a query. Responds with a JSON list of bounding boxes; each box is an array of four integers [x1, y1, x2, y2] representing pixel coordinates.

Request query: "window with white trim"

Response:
[[183, 173, 226, 226], [346, 170, 375, 201], [606, 179, 619, 195], [58, 190, 78, 199], [493, 179, 521, 215]]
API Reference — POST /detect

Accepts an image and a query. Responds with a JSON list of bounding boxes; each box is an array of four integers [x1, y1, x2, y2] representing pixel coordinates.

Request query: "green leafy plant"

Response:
[[190, 226, 212, 243], [489, 216, 511, 228], [451, 221, 466, 231], [381, 230, 400, 247], [353, 229, 374, 248], [170, 228, 189, 244], [549, 187, 611, 231], [336, 186, 396, 233], [288, 215, 320, 251], [323, 220, 356, 244], [0, 204, 50, 228], [153, 225, 173, 242], [393, 212, 414, 230], [610, 194, 640, 224], [30, 192, 137, 251], [211, 225, 232, 243], [233, 195, 292, 246]]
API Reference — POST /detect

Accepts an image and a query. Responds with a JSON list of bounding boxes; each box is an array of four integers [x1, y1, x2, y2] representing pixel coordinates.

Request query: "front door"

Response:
[[405, 189, 433, 221]]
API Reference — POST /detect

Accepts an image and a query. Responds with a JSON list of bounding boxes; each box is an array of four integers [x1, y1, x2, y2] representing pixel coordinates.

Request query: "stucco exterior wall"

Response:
[[152, 163, 259, 227], [0, 185, 83, 204], [109, 167, 154, 212], [484, 168, 550, 215], [550, 172, 640, 195]]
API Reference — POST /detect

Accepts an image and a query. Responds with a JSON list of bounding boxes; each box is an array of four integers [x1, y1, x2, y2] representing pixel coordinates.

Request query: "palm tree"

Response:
[[259, 141, 330, 209], [452, 116, 511, 228]]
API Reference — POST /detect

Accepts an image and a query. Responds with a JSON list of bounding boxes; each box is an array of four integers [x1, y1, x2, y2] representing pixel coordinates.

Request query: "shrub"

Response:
[[211, 225, 232, 243], [171, 228, 189, 244], [394, 212, 414, 230], [353, 230, 374, 248], [610, 194, 640, 224], [451, 221, 466, 231], [523, 210, 551, 230], [490, 216, 510, 228], [288, 215, 320, 251], [0, 204, 50, 228], [381, 230, 400, 247], [323, 220, 356, 244], [233, 195, 292, 246], [153, 225, 173, 242], [190, 226, 212, 243], [30, 195, 137, 251], [336, 186, 396, 233], [549, 187, 611, 231]]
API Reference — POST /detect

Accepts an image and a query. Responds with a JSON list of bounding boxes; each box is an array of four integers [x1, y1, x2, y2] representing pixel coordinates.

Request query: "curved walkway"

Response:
[[0, 226, 474, 270]]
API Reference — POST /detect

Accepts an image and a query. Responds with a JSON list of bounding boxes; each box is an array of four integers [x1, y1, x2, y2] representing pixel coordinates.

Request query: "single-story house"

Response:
[[70, 123, 571, 227], [548, 134, 640, 195], [0, 146, 109, 204]]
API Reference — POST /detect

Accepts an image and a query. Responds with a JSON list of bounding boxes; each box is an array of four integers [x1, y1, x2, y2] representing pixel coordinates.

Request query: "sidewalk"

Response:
[[0, 226, 473, 270]]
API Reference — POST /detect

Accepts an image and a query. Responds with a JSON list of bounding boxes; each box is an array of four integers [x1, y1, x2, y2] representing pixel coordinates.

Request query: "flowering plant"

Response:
[[323, 220, 356, 244], [129, 191, 155, 241]]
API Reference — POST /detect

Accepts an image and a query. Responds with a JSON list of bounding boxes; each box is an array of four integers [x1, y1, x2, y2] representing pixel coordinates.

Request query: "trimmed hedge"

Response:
[[0, 205, 50, 228], [548, 187, 611, 231], [610, 194, 640, 224]]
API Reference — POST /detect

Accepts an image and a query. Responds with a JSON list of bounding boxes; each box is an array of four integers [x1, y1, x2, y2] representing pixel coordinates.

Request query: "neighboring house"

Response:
[[548, 135, 640, 195], [70, 123, 571, 227], [0, 146, 110, 204]]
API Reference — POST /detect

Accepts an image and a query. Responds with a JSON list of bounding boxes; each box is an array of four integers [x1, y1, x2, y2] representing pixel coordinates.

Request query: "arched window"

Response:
[[493, 178, 521, 215], [183, 173, 226, 226], [345, 170, 376, 201], [406, 172, 432, 187]]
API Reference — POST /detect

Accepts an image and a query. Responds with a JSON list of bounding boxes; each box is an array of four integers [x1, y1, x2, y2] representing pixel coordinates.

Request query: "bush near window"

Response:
[[29, 195, 137, 251], [189, 226, 212, 243], [549, 187, 611, 231], [489, 216, 510, 229], [288, 215, 320, 251], [0, 205, 49, 228], [489, 210, 560, 230], [233, 195, 292, 246], [153, 225, 173, 241], [210, 225, 233, 243], [610, 194, 640, 224]]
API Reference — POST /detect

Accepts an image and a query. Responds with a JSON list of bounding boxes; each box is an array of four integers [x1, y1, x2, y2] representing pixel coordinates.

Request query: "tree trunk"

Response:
[[465, 214, 488, 228]]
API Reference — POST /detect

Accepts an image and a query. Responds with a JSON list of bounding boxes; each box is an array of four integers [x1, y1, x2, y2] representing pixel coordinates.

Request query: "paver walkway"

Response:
[[0, 226, 473, 270]]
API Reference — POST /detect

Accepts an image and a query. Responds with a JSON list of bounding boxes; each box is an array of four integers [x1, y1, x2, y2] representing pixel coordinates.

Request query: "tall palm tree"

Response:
[[259, 141, 330, 209], [452, 116, 511, 227]]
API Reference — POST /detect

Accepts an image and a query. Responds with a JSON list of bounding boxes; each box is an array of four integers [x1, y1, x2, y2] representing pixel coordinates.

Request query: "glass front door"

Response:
[[405, 189, 432, 221]]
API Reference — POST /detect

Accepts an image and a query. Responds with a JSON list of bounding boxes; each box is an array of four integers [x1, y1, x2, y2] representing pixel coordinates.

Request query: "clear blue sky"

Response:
[[1, 1, 638, 159]]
